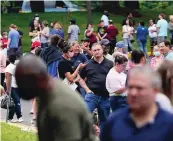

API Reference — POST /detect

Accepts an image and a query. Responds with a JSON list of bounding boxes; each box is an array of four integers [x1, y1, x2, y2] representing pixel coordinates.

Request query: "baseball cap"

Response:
[[81, 37, 90, 42], [99, 39, 110, 46], [31, 41, 41, 49], [116, 41, 127, 48], [70, 19, 76, 24]]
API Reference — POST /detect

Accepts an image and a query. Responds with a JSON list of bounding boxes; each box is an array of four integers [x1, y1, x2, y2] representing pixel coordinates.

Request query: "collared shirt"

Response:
[[80, 58, 113, 97], [100, 106, 173, 141], [164, 51, 173, 61], [106, 68, 127, 96]]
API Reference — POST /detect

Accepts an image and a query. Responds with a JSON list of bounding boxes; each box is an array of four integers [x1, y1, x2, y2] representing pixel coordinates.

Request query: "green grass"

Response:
[[1, 122, 37, 141], [1, 9, 172, 52]]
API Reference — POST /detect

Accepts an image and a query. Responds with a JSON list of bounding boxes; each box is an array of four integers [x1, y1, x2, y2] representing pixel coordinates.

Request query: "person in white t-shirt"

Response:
[[148, 19, 157, 47], [106, 54, 128, 112], [40, 20, 50, 48], [5, 54, 23, 123], [101, 11, 109, 27], [122, 19, 134, 51], [156, 13, 168, 44]]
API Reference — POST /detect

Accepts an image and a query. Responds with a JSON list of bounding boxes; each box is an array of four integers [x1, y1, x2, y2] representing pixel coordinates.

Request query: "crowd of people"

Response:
[[1, 11, 173, 141]]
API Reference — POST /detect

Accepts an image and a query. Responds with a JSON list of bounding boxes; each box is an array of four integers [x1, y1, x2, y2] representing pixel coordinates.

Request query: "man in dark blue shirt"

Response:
[[80, 43, 113, 132], [136, 22, 148, 56], [100, 66, 173, 141]]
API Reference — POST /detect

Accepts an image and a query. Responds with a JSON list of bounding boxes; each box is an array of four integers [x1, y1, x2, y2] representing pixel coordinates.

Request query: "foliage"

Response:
[[1, 122, 37, 141], [1, 0, 11, 13], [140, 1, 173, 10]]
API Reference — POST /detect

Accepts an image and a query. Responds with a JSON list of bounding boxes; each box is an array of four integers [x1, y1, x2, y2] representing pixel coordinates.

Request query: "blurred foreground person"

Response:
[[15, 55, 95, 141], [101, 66, 173, 141]]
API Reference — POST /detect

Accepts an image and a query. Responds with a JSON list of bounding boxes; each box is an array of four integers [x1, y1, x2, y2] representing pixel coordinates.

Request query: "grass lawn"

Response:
[[1, 122, 37, 141], [1, 9, 172, 52]]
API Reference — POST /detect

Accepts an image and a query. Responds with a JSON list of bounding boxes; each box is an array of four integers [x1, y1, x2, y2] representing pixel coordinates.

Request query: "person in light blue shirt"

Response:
[[157, 13, 168, 43], [136, 22, 148, 56], [7, 24, 20, 57], [159, 40, 173, 61]]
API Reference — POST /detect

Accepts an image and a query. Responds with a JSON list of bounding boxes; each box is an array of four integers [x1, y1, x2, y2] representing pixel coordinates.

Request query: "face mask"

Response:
[[153, 51, 160, 57], [88, 27, 92, 30], [68, 51, 74, 58], [35, 17, 39, 20], [4, 36, 7, 38]]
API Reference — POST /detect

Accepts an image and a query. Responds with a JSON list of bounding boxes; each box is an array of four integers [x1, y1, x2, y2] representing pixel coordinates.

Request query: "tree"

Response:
[[86, 1, 92, 24]]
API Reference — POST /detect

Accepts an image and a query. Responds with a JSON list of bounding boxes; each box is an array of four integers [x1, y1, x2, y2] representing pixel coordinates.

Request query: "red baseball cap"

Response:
[[31, 41, 41, 49]]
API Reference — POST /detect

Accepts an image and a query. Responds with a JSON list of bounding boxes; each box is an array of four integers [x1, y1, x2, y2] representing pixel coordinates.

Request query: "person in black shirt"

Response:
[[80, 43, 113, 132], [58, 44, 86, 92]]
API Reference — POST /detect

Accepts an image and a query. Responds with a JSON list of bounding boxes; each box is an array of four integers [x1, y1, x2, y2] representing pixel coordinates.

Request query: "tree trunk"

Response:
[[86, 1, 92, 24], [30, 0, 44, 12]]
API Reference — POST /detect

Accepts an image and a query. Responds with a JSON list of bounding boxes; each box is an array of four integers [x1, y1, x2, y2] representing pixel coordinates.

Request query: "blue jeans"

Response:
[[79, 87, 86, 99], [8, 88, 22, 119], [85, 93, 110, 132], [137, 40, 147, 55], [110, 96, 128, 112], [123, 38, 132, 52]]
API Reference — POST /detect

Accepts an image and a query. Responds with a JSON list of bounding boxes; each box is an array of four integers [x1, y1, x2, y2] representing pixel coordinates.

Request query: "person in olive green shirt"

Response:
[[15, 54, 96, 141]]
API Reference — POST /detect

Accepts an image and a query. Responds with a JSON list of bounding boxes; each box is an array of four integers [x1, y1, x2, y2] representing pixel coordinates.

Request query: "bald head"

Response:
[[15, 55, 48, 100]]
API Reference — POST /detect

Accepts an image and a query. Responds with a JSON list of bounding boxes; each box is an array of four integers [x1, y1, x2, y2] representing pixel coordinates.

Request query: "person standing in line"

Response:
[[122, 12, 135, 27], [101, 10, 109, 27], [168, 15, 173, 44], [122, 19, 134, 52], [81, 37, 93, 59], [7, 24, 20, 57], [156, 13, 168, 44], [100, 66, 173, 141], [159, 40, 173, 61], [106, 54, 128, 112], [40, 20, 49, 48], [148, 19, 157, 56], [67, 19, 80, 44], [50, 21, 64, 39], [29, 13, 41, 31], [5, 54, 23, 123], [80, 43, 113, 131], [15, 55, 96, 141], [150, 45, 164, 70], [136, 22, 148, 56], [97, 20, 106, 41]]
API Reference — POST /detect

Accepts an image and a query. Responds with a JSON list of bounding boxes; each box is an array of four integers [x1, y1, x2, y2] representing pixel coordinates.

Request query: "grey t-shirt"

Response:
[[41, 27, 50, 43], [68, 25, 80, 43], [37, 80, 95, 141]]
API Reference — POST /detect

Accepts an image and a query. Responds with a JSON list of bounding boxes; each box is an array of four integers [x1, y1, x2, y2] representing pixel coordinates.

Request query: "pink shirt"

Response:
[[106, 67, 127, 96], [150, 56, 164, 70], [0, 49, 6, 73]]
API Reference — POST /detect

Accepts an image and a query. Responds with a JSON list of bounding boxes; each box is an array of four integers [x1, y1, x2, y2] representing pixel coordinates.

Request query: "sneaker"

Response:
[[18, 117, 24, 123], [9, 119, 17, 123]]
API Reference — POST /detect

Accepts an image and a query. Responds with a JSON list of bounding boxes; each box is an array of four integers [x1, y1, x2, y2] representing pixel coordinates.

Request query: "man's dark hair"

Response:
[[140, 22, 145, 26], [159, 13, 165, 19], [160, 40, 171, 48], [114, 54, 128, 65], [131, 50, 145, 64], [35, 48, 42, 56], [9, 54, 16, 64], [61, 43, 70, 53]]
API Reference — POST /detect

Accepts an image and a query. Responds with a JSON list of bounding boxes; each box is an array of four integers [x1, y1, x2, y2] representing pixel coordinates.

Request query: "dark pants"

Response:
[[41, 43, 48, 48], [109, 39, 116, 55], [110, 96, 128, 112], [85, 93, 110, 132], [1, 73, 5, 86], [8, 87, 22, 119], [7, 48, 18, 57], [170, 31, 173, 44]]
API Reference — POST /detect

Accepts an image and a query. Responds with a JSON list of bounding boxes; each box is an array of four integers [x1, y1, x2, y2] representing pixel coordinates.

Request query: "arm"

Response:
[[86, 29, 93, 37], [66, 33, 70, 41], [101, 33, 107, 39], [5, 72, 12, 93], [78, 78, 92, 93], [65, 63, 85, 82]]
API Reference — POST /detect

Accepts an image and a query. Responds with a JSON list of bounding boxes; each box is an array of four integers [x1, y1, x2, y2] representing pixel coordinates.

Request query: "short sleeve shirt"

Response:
[[58, 58, 75, 80], [8, 29, 20, 48], [157, 19, 168, 37], [68, 25, 80, 42]]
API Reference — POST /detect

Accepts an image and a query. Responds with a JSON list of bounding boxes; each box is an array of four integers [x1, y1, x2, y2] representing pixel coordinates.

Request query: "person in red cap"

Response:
[[31, 41, 41, 54]]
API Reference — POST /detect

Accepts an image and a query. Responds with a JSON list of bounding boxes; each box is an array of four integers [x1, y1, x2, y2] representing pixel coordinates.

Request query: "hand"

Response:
[[86, 89, 93, 94], [78, 63, 86, 70]]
